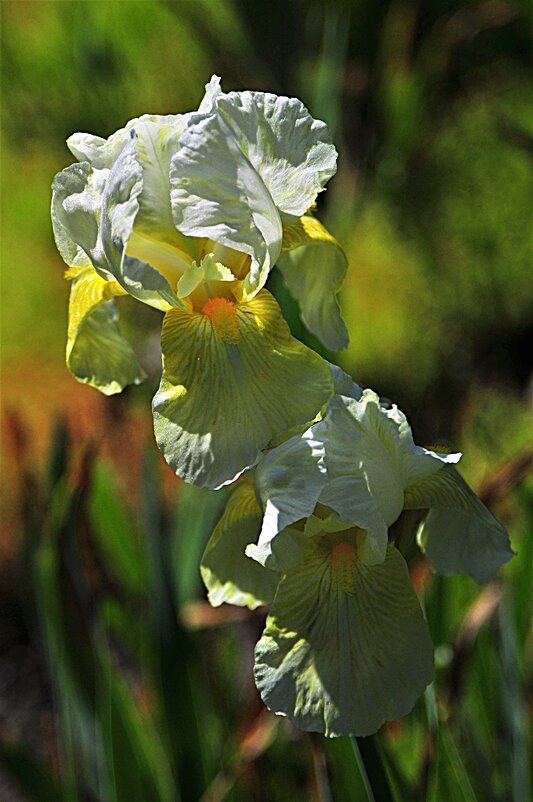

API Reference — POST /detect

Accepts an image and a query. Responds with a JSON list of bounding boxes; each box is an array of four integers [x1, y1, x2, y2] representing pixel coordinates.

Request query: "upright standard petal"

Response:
[[277, 215, 349, 351], [52, 152, 180, 311], [254, 429, 327, 549], [215, 90, 337, 216], [127, 116, 192, 250], [254, 539, 434, 737], [318, 392, 460, 528], [197, 75, 222, 114], [52, 162, 113, 281], [152, 289, 333, 489], [101, 137, 182, 310], [200, 482, 278, 609], [404, 466, 514, 583], [67, 113, 186, 171], [170, 111, 283, 300], [66, 266, 145, 395]]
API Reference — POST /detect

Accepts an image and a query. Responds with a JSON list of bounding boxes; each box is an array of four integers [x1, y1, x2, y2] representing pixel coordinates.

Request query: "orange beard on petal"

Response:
[[329, 541, 358, 594], [202, 297, 241, 343]]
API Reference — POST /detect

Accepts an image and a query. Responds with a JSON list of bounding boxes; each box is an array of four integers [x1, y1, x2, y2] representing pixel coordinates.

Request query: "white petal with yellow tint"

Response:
[[254, 541, 434, 737], [129, 116, 193, 252], [200, 482, 279, 609], [52, 162, 113, 280], [67, 130, 129, 169], [152, 289, 333, 489], [254, 429, 327, 549], [405, 466, 514, 583], [52, 153, 180, 311], [215, 91, 337, 216], [66, 266, 145, 395], [170, 111, 282, 300], [177, 254, 235, 300], [318, 392, 460, 528], [277, 216, 348, 351], [101, 137, 181, 311], [51, 177, 94, 272], [197, 75, 222, 114], [68, 113, 185, 170]]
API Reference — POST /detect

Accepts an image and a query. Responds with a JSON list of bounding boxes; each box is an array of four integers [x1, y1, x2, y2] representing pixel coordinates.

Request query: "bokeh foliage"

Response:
[[1, 1, 531, 800]]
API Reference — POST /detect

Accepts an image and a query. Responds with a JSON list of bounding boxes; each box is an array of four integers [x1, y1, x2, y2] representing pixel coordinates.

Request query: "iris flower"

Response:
[[201, 368, 513, 736], [52, 77, 348, 488]]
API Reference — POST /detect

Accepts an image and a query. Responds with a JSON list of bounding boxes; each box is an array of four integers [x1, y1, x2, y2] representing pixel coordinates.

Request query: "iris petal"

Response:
[[152, 289, 333, 489], [278, 215, 349, 351], [200, 482, 278, 609], [170, 111, 282, 301], [254, 541, 434, 737], [215, 90, 337, 216], [405, 465, 514, 583], [66, 266, 145, 395]]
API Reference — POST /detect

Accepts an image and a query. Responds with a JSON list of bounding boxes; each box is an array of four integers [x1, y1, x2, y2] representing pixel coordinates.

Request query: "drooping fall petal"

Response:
[[278, 215, 348, 351], [200, 482, 278, 609], [254, 539, 434, 737], [153, 289, 333, 489], [66, 266, 145, 395], [404, 465, 514, 583]]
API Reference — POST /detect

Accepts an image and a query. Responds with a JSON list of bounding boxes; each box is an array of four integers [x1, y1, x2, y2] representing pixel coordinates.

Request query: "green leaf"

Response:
[[96, 647, 176, 802], [88, 461, 147, 594], [171, 481, 228, 607], [323, 737, 372, 802]]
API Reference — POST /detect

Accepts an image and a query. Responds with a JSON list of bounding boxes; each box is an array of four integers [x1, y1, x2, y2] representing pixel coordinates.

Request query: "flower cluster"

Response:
[[52, 77, 513, 737]]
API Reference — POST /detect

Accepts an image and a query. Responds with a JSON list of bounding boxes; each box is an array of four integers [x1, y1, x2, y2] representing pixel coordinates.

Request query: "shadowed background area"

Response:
[[1, 1, 532, 801]]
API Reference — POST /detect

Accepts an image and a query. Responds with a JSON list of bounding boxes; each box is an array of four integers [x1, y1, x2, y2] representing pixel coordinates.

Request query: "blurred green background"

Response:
[[1, 1, 532, 800]]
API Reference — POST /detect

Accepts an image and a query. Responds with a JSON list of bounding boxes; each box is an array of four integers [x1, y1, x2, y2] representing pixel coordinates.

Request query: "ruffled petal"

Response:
[[318, 391, 460, 528], [152, 289, 333, 489], [66, 75, 219, 167], [197, 75, 222, 114], [214, 90, 337, 216], [52, 162, 113, 280], [129, 117, 192, 251], [52, 155, 178, 311], [101, 137, 183, 310], [312, 395, 397, 563], [67, 113, 186, 171], [254, 541, 434, 737], [170, 111, 282, 301], [66, 266, 145, 395], [200, 482, 278, 609], [405, 466, 514, 583], [277, 216, 348, 351], [254, 429, 327, 549]]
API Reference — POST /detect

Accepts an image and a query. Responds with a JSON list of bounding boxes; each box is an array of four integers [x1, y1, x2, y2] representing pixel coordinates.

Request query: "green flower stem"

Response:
[[352, 736, 395, 802]]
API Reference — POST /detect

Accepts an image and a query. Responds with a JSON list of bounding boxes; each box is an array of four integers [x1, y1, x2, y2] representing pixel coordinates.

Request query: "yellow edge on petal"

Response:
[[65, 264, 145, 395], [282, 214, 337, 252], [66, 265, 128, 348]]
